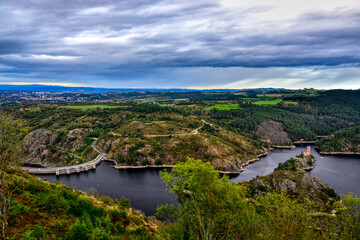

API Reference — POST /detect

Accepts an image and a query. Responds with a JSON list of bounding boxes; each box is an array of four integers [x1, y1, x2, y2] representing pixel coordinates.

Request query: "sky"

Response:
[[0, 0, 359, 89]]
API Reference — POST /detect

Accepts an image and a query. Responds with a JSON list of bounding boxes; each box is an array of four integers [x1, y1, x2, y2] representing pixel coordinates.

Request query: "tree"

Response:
[[159, 157, 259, 240], [0, 114, 27, 239]]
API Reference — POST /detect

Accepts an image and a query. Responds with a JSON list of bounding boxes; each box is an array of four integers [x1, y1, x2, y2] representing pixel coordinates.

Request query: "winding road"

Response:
[[22, 138, 107, 175]]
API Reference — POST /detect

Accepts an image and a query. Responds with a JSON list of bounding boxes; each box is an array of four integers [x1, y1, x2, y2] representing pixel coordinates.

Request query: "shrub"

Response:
[[67, 220, 91, 240], [141, 159, 150, 166], [155, 159, 162, 165]]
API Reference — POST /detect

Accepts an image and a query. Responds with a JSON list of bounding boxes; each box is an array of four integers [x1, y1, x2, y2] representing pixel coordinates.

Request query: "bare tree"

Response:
[[0, 114, 27, 239]]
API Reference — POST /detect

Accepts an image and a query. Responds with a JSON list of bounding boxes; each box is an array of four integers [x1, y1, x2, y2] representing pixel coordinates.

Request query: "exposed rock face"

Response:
[[252, 120, 292, 146], [294, 154, 316, 170], [246, 155, 338, 210], [22, 129, 88, 167]]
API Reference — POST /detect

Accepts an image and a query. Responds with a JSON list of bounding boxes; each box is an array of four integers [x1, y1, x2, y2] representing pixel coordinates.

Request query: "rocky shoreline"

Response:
[[320, 152, 360, 156], [112, 150, 273, 175], [272, 145, 296, 149]]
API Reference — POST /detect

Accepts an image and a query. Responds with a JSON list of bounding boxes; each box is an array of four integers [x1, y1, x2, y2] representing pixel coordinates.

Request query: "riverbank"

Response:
[[320, 152, 360, 156]]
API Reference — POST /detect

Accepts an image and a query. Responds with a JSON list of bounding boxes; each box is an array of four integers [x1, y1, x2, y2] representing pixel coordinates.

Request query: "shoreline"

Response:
[[272, 145, 296, 149], [111, 151, 272, 175], [319, 152, 360, 156], [27, 139, 357, 176]]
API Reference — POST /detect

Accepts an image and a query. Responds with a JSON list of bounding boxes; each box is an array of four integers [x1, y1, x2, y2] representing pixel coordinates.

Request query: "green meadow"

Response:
[[253, 99, 283, 105], [204, 104, 240, 110]]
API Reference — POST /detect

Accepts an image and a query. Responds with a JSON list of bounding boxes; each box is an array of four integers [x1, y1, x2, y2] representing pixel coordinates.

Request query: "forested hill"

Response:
[[208, 90, 360, 141], [316, 125, 360, 153]]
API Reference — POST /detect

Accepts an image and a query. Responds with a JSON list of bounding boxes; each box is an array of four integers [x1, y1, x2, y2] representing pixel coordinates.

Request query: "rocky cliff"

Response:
[[251, 120, 293, 146], [22, 128, 97, 167]]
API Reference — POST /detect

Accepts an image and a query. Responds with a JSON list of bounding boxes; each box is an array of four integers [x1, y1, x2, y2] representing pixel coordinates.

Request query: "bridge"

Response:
[[22, 139, 107, 175]]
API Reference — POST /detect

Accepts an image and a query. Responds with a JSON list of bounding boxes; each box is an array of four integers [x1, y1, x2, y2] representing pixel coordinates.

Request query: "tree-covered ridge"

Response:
[[207, 90, 360, 141], [6, 169, 159, 239], [316, 125, 360, 153]]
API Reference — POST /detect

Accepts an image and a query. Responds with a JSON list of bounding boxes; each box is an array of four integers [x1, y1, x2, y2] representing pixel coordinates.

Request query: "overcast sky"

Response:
[[0, 0, 359, 89]]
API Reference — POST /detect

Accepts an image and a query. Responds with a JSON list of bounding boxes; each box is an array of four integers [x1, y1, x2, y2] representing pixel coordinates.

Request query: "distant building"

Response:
[[303, 146, 312, 156]]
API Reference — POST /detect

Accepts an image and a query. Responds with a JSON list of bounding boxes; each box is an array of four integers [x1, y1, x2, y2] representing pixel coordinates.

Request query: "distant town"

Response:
[[0, 85, 318, 105]]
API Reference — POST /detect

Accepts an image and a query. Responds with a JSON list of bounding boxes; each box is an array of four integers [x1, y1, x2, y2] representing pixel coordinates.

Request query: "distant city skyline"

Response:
[[0, 0, 359, 89]]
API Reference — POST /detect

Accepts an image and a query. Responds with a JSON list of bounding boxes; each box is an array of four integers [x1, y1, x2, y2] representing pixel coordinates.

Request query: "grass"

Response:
[[204, 104, 240, 111], [60, 105, 120, 110], [253, 99, 282, 105]]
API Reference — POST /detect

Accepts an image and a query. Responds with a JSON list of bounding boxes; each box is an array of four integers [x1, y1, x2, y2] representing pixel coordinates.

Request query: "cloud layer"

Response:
[[0, 0, 359, 88]]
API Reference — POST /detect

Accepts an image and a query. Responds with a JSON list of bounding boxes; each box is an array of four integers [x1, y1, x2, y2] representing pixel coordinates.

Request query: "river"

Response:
[[38, 145, 360, 215]]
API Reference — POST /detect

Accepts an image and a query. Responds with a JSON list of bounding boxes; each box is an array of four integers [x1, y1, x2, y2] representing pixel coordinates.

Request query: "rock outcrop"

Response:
[[246, 155, 338, 210], [22, 128, 94, 167], [252, 120, 293, 146]]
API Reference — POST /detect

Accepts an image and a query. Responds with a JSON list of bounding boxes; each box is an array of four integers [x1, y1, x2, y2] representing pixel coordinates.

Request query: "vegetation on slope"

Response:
[[99, 121, 266, 172], [316, 126, 360, 153], [5, 104, 267, 170], [157, 158, 360, 240], [6, 169, 159, 239]]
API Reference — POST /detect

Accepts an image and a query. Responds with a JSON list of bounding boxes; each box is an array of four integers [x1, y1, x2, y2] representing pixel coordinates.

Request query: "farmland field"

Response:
[[253, 99, 282, 105], [204, 104, 240, 110]]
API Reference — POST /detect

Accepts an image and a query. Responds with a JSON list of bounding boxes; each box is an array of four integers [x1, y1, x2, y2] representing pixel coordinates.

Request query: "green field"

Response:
[[253, 99, 283, 105], [204, 104, 240, 110], [61, 105, 120, 110]]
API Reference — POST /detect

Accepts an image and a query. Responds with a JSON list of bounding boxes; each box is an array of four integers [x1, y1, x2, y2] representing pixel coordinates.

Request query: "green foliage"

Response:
[[316, 125, 360, 152], [253, 99, 282, 105], [321, 187, 337, 198], [87, 127, 103, 138], [61, 105, 120, 110], [204, 104, 240, 111], [158, 157, 360, 239], [55, 130, 67, 144], [67, 220, 91, 240], [159, 157, 260, 239], [274, 158, 297, 171], [141, 159, 150, 166], [155, 158, 162, 165], [7, 172, 156, 239]]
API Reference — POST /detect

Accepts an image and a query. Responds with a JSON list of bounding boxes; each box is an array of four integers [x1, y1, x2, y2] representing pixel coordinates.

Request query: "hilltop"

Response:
[[316, 126, 360, 154]]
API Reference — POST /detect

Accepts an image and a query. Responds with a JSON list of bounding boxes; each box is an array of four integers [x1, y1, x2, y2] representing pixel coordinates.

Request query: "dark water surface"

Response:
[[38, 163, 177, 216], [230, 145, 360, 196], [38, 145, 360, 215]]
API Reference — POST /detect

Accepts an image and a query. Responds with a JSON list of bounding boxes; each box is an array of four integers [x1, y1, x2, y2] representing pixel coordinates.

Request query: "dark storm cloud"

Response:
[[0, 0, 359, 87]]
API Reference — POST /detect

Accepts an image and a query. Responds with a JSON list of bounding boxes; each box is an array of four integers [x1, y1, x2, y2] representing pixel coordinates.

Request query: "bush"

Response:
[[109, 209, 122, 222], [141, 159, 150, 166], [135, 141, 145, 149], [67, 220, 91, 240], [155, 159, 162, 165], [118, 197, 131, 209]]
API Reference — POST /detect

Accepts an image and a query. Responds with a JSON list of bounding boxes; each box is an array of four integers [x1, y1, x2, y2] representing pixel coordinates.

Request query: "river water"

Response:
[[38, 145, 360, 215]]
